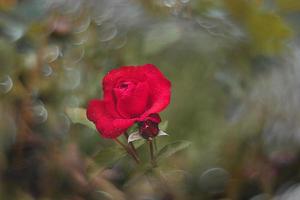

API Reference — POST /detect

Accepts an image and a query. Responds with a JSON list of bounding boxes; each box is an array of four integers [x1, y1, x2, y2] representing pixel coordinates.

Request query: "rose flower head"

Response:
[[86, 64, 171, 138]]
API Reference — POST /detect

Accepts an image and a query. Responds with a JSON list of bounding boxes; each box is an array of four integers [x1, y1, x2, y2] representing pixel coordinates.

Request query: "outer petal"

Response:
[[86, 99, 135, 138], [140, 64, 171, 118]]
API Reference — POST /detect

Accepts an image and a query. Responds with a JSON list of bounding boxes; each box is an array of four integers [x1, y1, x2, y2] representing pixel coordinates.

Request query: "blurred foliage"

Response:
[[1, 0, 300, 199], [276, 0, 300, 12], [225, 0, 292, 55]]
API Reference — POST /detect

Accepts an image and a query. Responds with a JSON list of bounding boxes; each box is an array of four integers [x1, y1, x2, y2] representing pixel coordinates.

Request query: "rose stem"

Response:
[[124, 131, 139, 158], [153, 138, 158, 153], [114, 138, 140, 164], [148, 139, 157, 167]]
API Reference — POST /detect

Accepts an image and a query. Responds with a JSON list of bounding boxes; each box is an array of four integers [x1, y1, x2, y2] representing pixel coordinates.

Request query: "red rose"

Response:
[[86, 64, 171, 138]]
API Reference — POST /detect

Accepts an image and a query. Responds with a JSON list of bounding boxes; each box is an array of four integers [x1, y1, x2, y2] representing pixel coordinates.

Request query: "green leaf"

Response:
[[128, 131, 143, 143], [127, 123, 138, 133], [93, 146, 126, 165], [159, 120, 169, 131], [156, 140, 191, 163], [65, 107, 96, 130], [132, 139, 146, 149]]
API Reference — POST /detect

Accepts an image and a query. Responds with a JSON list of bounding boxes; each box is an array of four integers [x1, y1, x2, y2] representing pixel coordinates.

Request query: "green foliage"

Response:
[[65, 107, 96, 131], [156, 140, 192, 163], [143, 23, 181, 55], [247, 12, 292, 55], [159, 120, 169, 131], [224, 0, 292, 55], [93, 146, 126, 165], [276, 0, 300, 12]]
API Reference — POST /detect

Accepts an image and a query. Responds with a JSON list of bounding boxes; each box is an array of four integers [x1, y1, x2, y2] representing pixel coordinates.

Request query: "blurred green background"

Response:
[[1, 0, 300, 199]]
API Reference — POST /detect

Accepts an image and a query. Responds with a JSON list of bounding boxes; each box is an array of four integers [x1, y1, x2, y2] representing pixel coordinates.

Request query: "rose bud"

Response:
[[138, 113, 161, 139]]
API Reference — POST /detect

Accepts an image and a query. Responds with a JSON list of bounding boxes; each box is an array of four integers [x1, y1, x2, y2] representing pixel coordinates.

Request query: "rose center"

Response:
[[118, 82, 129, 90], [113, 80, 150, 118]]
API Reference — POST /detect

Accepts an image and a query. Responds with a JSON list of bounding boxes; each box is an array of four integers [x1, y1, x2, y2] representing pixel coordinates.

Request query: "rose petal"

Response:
[[102, 66, 147, 118], [86, 99, 135, 138], [140, 64, 171, 118], [114, 81, 150, 118]]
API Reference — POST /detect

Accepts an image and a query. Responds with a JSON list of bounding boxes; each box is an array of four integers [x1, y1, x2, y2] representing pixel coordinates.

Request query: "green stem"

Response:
[[114, 138, 140, 164], [148, 139, 157, 167], [124, 131, 139, 159], [153, 137, 158, 153]]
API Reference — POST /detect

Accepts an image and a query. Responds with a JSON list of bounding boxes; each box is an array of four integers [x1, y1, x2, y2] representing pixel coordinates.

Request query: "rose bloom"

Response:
[[86, 64, 171, 138]]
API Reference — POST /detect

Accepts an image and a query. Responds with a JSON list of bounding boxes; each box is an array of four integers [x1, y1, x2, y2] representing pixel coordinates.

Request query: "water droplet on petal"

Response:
[[0, 75, 13, 93]]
